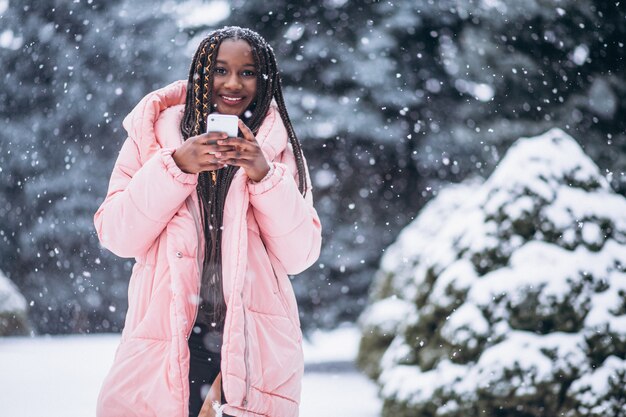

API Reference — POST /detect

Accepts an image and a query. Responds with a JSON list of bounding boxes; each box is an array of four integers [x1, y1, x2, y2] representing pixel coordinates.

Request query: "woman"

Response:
[[94, 26, 322, 417]]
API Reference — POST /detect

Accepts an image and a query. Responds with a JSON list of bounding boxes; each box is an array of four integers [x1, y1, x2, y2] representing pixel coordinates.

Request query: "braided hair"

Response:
[[180, 26, 307, 328]]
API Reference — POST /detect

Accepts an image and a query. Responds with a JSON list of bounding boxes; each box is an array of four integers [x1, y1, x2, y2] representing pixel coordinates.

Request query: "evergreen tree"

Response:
[[0, 0, 185, 333], [358, 129, 626, 417]]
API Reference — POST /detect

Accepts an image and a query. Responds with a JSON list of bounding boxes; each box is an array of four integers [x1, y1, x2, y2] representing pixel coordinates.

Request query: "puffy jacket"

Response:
[[94, 80, 322, 417]]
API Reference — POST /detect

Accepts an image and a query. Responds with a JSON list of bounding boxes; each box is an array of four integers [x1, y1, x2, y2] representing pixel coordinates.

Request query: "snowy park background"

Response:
[[1, 1, 625, 416]]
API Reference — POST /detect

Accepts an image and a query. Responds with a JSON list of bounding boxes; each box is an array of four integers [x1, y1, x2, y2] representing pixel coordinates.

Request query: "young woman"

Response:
[[94, 26, 322, 417]]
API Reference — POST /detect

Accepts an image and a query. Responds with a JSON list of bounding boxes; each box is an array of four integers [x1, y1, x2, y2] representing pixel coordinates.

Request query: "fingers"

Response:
[[199, 132, 228, 145], [194, 133, 237, 155], [185, 121, 261, 173], [188, 131, 226, 143], [200, 144, 235, 155], [237, 119, 256, 142], [215, 149, 254, 161], [217, 158, 250, 169]]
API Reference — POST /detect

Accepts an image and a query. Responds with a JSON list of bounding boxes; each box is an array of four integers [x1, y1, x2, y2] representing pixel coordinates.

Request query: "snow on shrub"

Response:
[[0, 269, 30, 336], [357, 128, 626, 416]]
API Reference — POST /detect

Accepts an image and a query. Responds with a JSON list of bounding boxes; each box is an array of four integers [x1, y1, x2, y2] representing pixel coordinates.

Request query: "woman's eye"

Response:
[[214, 67, 227, 75], [243, 70, 255, 77]]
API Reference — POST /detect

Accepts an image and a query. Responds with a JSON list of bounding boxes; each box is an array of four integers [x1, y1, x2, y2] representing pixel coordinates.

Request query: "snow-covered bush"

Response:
[[357, 128, 626, 416], [0, 270, 30, 336]]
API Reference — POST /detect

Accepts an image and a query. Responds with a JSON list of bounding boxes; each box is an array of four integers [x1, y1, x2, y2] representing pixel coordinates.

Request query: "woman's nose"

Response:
[[224, 73, 242, 89]]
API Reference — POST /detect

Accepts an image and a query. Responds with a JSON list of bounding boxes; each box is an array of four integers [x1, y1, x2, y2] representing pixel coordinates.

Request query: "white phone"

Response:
[[206, 113, 239, 138]]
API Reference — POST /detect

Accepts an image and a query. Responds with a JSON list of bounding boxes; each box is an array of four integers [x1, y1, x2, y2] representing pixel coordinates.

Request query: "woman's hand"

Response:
[[198, 373, 222, 417], [214, 119, 270, 182], [172, 132, 235, 174]]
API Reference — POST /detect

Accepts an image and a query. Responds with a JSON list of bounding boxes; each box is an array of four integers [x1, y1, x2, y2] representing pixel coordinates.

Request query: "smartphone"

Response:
[[206, 113, 239, 138]]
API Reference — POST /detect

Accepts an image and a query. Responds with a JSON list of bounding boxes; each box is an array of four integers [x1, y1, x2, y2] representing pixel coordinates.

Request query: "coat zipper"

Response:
[[186, 196, 203, 338], [241, 196, 253, 409], [242, 304, 250, 408]]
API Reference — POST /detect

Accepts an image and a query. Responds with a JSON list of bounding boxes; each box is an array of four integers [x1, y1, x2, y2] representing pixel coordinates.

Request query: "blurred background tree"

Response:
[[0, 0, 185, 333], [0, 0, 624, 334]]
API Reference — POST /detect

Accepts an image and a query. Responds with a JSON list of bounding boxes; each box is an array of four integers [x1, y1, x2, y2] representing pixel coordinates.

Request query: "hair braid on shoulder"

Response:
[[273, 76, 307, 195], [193, 43, 208, 136], [181, 38, 209, 138], [261, 44, 307, 195], [255, 36, 307, 195]]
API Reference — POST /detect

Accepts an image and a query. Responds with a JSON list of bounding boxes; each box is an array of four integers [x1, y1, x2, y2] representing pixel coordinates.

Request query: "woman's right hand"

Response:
[[172, 132, 235, 174]]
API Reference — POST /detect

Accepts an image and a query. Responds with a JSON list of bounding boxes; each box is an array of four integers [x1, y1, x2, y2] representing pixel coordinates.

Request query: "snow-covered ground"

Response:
[[0, 326, 380, 417]]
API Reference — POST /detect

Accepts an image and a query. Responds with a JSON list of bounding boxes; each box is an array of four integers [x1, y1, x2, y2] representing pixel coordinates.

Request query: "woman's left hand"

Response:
[[215, 119, 270, 182]]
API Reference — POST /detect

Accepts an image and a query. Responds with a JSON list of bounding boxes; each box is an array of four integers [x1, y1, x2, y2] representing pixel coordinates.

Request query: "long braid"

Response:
[[192, 43, 207, 136], [180, 26, 309, 328], [271, 64, 307, 195], [181, 38, 209, 138]]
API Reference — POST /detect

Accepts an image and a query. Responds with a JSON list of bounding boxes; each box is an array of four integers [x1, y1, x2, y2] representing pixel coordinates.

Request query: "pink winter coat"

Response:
[[94, 80, 322, 417]]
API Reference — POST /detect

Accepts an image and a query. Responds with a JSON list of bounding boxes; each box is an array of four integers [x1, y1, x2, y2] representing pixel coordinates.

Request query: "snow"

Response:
[[377, 179, 480, 286], [587, 78, 619, 119], [380, 330, 589, 406], [169, 0, 230, 29], [0, 29, 23, 50], [379, 360, 467, 405], [302, 325, 362, 363], [485, 128, 608, 195], [571, 44, 590, 66], [313, 168, 336, 189], [301, 373, 380, 417], [0, 335, 117, 416], [358, 297, 416, 335], [466, 240, 606, 309], [0, 327, 381, 417], [359, 128, 626, 416], [545, 186, 626, 232], [470, 82, 495, 102], [441, 303, 489, 346], [569, 355, 626, 413], [284, 23, 305, 42], [472, 331, 586, 388], [453, 79, 495, 102], [430, 259, 478, 309], [0, 270, 27, 313]]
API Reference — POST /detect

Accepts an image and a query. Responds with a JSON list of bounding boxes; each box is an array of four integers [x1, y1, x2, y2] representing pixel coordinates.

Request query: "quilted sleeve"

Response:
[[248, 155, 322, 275], [93, 139, 197, 258]]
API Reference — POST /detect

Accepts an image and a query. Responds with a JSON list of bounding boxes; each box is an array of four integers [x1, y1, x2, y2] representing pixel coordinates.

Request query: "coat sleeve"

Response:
[[247, 156, 322, 275], [94, 138, 198, 258]]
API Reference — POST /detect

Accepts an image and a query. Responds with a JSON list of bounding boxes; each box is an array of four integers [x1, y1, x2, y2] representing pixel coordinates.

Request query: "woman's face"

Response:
[[211, 39, 258, 117]]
